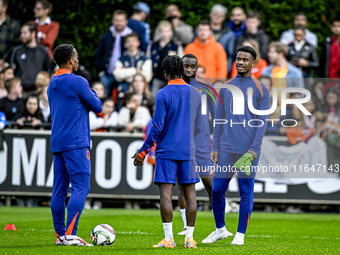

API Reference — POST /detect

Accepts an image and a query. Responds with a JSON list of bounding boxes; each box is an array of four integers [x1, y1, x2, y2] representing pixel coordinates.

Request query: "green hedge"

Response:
[[8, 0, 340, 80]]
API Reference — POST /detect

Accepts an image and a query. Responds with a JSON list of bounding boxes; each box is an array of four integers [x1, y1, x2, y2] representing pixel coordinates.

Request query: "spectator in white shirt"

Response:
[[35, 70, 50, 94], [287, 25, 319, 80], [130, 73, 155, 115], [91, 81, 106, 101], [89, 97, 118, 131], [280, 12, 318, 47], [39, 85, 50, 122], [118, 92, 151, 132]]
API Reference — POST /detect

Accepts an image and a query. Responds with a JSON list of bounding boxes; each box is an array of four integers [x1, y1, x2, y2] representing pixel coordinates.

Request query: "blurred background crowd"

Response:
[[0, 0, 339, 151], [0, 1, 338, 213]]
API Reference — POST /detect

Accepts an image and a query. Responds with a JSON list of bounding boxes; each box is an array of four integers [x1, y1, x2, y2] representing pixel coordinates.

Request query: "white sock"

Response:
[[65, 235, 77, 239], [186, 226, 194, 240], [163, 222, 173, 241], [180, 209, 187, 229], [235, 232, 244, 239], [216, 226, 226, 234]]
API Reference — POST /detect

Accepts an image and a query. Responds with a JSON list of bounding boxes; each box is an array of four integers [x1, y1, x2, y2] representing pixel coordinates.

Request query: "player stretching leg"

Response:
[[177, 54, 232, 238], [133, 55, 202, 248], [202, 46, 270, 245], [49, 44, 102, 246]]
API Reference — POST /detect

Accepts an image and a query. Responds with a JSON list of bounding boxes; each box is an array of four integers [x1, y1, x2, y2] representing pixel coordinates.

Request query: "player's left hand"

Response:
[[247, 150, 257, 161], [132, 153, 144, 166]]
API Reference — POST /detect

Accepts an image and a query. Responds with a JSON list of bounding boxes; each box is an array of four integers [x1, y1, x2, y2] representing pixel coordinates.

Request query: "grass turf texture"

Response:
[[0, 207, 339, 254]]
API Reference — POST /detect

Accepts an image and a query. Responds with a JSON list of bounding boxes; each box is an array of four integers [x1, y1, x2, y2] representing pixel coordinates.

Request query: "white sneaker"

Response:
[[63, 236, 93, 246], [231, 235, 244, 245], [225, 199, 231, 213], [230, 202, 240, 213], [93, 201, 102, 210], [201, 229, 233, 243], [84, 200, 91, 210], [55, 236, 65, 245], [177, 228, 187, 235]]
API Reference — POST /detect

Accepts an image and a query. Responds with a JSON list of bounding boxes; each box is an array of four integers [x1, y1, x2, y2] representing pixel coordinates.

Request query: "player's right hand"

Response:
[[132, 153, 144, 166], [210, 151, 219, 163]]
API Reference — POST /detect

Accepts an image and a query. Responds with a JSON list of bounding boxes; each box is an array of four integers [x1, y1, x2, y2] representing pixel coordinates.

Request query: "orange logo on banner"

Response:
[[86, 150, 90, 159]]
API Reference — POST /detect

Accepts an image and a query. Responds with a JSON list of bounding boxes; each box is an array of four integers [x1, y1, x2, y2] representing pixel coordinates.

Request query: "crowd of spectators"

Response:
[[0, 1, 339, 151]]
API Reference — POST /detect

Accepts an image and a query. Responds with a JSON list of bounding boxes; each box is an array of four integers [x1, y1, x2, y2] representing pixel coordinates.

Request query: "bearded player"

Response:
[[202, 46, 270, 245]]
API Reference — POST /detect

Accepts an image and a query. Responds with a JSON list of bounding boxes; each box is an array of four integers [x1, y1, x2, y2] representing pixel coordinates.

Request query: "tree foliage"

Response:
[[8, 0, 340, 80]]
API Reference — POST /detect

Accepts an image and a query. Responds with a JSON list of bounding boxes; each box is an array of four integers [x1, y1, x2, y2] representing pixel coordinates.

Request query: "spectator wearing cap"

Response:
[[0, 0, 21, 62], [280, 13, 318, 47], [148, 20, 183, 93], [127, 2, 150, 52], [95, 10, 132, 97], [287, 25, 319, 79], [31, 0, 59, 59], [153, 4, 193, 46], [208, 4, 234, 74], [235, 11, 269, 61]]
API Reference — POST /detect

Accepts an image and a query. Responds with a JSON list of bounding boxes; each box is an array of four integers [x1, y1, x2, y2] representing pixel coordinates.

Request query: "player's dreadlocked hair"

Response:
[[53, 44, 75, 66], [162, 55, 185, 80]]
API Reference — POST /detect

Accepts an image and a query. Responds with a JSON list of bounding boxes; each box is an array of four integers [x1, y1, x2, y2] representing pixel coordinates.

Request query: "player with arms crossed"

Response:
[[202, 46, 270, 245], [133, 55, 202, 248], [48, 44, 102, 246]]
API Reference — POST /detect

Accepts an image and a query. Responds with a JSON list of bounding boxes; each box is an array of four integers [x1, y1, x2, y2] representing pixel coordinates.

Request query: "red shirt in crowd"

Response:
[[328, 37, 340, 78], [30, 18, 60, 59]]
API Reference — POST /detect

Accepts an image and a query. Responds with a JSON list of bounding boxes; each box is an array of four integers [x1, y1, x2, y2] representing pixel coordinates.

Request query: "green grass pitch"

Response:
[[0, 207, 339, 254]]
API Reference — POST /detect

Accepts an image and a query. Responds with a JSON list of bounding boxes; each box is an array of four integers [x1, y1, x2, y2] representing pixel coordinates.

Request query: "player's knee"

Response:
[[160, 195, 172, 206], [239, 190, 253, 203], [212, 183, 224, 195]]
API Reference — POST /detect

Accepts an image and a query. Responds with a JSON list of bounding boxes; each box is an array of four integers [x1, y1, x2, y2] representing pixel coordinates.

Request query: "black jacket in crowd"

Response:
[[95, 31, 127, 76], [235, 29, 269, 61], [319, 37, 335, 78], [287, 41, 319, 77], [10, 44, 51, 92]]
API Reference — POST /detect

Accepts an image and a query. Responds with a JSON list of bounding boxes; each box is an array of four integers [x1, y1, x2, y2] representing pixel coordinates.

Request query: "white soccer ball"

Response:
[[91, 224, 116, 246]]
